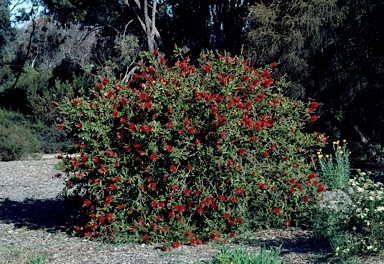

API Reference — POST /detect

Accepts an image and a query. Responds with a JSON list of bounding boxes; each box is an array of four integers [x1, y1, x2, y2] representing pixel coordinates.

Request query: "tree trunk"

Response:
[[122, 0, 162, 52], [350, 120, 378, 161]]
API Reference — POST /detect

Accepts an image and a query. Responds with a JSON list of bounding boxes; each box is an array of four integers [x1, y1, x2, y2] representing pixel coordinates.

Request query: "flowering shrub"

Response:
[[314, 173, 384, 257], [57, 49, 326, 248]]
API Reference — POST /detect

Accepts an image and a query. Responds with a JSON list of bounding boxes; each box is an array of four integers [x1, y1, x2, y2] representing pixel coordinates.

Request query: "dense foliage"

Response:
[[57, 50, 326, 248]]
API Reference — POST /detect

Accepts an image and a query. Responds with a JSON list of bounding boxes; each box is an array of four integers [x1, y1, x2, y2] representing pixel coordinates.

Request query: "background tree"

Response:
[[0, 0, 16, 86], [244, 0, 384, 161]]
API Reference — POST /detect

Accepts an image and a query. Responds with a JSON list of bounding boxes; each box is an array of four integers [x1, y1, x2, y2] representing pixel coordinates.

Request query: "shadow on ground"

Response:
[[0, 198, 73, 232]]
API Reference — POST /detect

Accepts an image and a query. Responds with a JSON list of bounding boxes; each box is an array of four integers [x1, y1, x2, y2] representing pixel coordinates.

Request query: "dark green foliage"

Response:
[[0, 109, 41, 161], [37, 124, 71, 154], [0, 0, 16, 85], [245, 0, 345, 97]]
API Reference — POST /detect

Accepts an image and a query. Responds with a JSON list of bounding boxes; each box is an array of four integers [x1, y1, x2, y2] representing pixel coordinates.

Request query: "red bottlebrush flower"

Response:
[[129, 225, 137, 232], [119, 97, 129, 105], [172, 241, 180, 248], [203, 64, 211, 73], [147, 65, 155, 72], [273, 207, 280, 215], [120, 117, 127, 124], [168, 211, 175, 219], [152, 49, 158, 56], [159, 56, 166, 64], [99, 215, 107, 226], [129, 122, 136, 131], [242, 75, 250, 81], [310, 116, 318, 122], [284, 155, 289, 161], [259, 183, 267, 190], [71, 158, 79, 168], [270, 145, 277, 151], [211, 231, 219, 241], [289, 178, 296, 184], [284, 220, 291, 227], [170, 164, 177, 173], [156, 215, 162, 221], [159, 201, 166, 208], [165, 144, 173, 152], [142, 235, 149, 243], [195, 189, 201, 196], [149, 183, 157, 191], [170, 184, 178, 191], [317, 184, 325, 192], [235, 187, 245, 195], [289, 188, 295, 194], [184, 119, 191, 126], [183, 189, 191, 197], [218, 195, 225, 202], [271, 62, 278, 68], [57, 154, 63, 159], [106, 212, 114, 222], [229, 232, 236, 238], [197, 207, 204, 215], [151, 223, 158, 229], [144, 102, 152, 109], [162, 226, 169, 233], [178, 129, 184, 134], [73, 97, 81, 106], [116, 204, 124, 210], [92, 156, 99, 163], [188, 127, 196, 134], [187, 165, 193, 171], [262, 68, 270, 77], [224, 213, 231, 220], [140, 124, 151, 132], [76, 122, 83, 129], [250, 135, 257, 142], [150, 153, 158, 161], [238, 148, 246, 155], [237, 218, 244, 224], [166, 122, 173, 129], [102, 77, 109, 84], [304, 195, 311, 203], [195, 92, 203, 100], [96, 83, 103, 90], [185, 230, 192, 237], [310, 102, 319, 108], [205, 197, 213, 204], [83, 199, 91, 207], [264, 150, 270, 157], [309, 172, 317, 179], [107, 90, 114, 98], [227, 159, 234, 166], [108, 184, 117, 192], [110, 176, 120, 183], [225, 179, 231, 186], [139, 185, 146, 192]]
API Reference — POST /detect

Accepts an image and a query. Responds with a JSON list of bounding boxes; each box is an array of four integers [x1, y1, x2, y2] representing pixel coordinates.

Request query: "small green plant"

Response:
[[316, 140, 350, 190], [201, 246, 283, 264], [57, 49, 326, 248], [28, 252, 47, 264]]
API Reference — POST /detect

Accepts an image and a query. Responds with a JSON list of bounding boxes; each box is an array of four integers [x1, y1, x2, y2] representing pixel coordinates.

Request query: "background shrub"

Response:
[[0, 109, 41, 161], [58, 49, 326, 248]]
